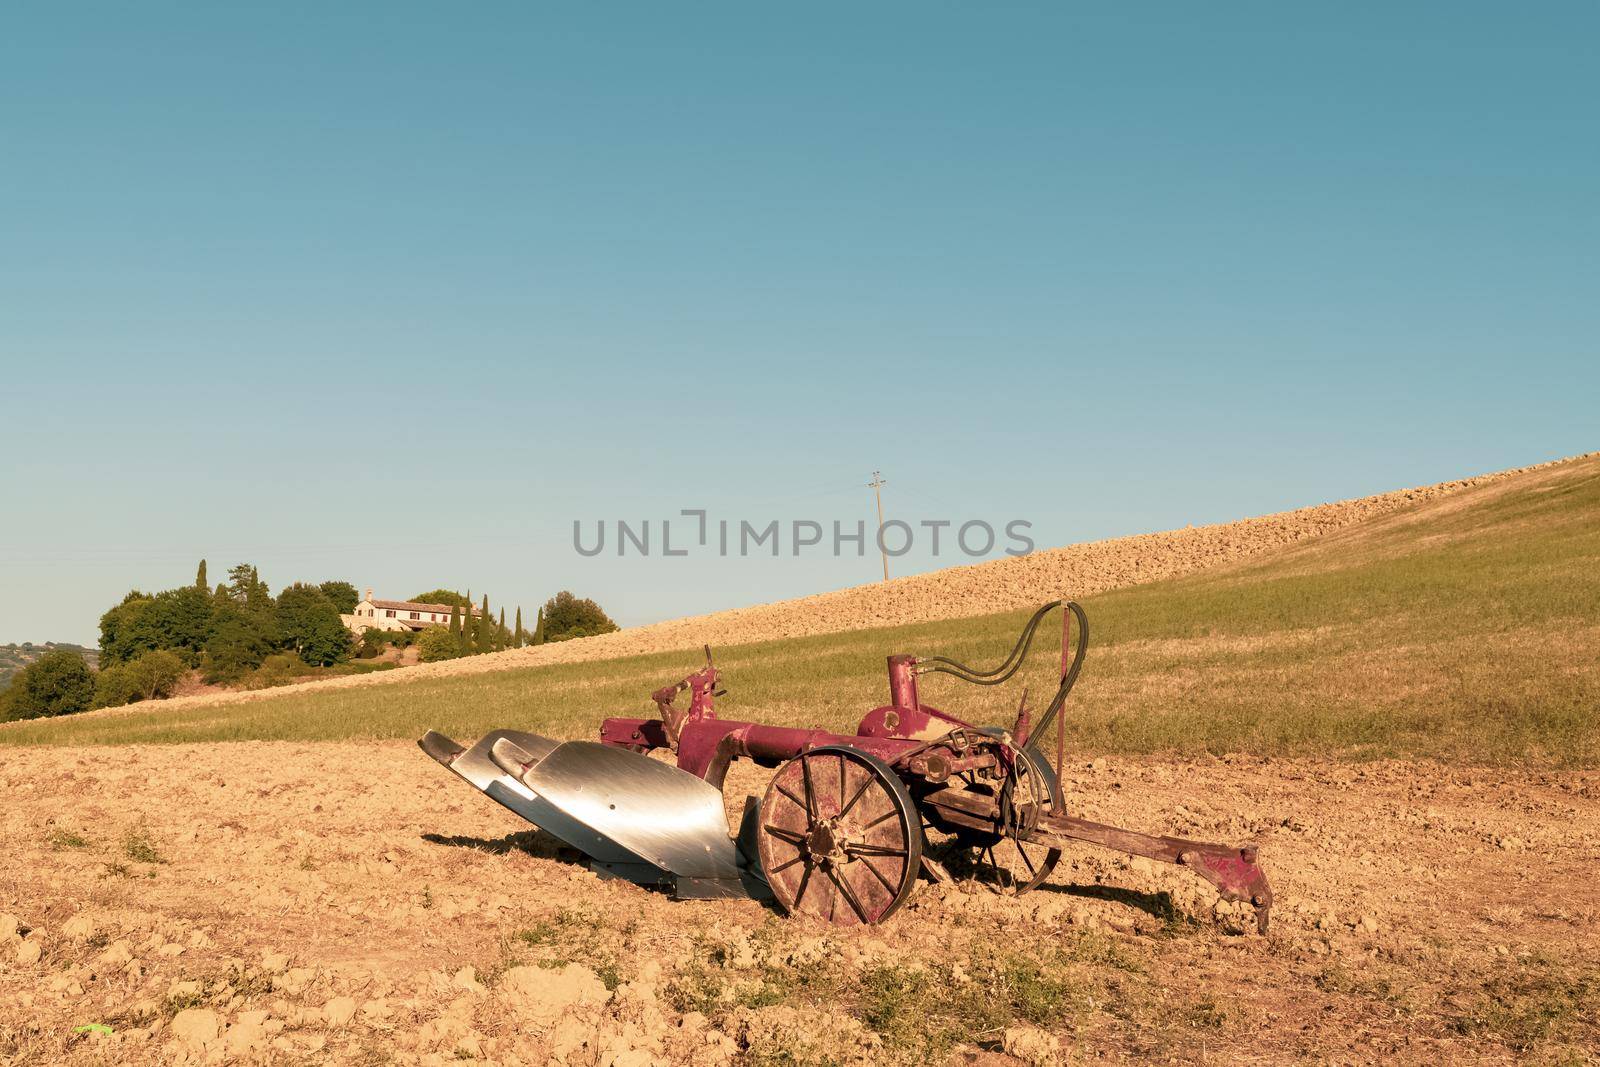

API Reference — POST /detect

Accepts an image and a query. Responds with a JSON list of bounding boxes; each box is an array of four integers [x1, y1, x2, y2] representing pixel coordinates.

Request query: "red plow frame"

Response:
[[594, 601, 1273, 930]]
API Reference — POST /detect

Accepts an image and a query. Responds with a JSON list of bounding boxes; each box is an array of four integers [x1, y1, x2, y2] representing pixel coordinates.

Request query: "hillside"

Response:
[[7, 450, 1596, 764], [0, 642, 97, 689], [19, 451, 1589, 722]]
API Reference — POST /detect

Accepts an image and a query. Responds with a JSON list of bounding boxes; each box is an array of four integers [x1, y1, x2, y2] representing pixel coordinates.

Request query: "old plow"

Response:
[[420, 601, 1272, 931]]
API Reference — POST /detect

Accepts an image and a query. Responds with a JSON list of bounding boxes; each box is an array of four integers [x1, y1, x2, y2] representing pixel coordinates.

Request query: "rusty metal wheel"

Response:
[[943, 750, 1063, 894], [758, 746, 923, 926]]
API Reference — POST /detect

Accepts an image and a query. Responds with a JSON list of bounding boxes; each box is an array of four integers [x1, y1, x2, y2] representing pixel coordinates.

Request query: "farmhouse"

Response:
[[343, 589, 476, 634]]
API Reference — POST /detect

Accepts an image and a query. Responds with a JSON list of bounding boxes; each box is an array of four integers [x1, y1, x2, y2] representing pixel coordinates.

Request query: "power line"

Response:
[[867, 471, 889, 582]]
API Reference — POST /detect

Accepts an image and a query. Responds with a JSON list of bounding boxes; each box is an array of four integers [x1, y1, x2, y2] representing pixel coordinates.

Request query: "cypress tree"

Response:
[[513, 607, 524, 648], [459, 589, 472, 655], [496, 608, 507, 652], [533, 607, 545, 645], [195, 559, 207, 590], [449, 604, 461, 643], [478, 594, 490, 654]]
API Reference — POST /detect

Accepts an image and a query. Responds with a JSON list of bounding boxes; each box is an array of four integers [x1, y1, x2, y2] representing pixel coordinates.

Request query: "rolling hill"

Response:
[[0, 642, 97, 689], [5, 451, 1595, 764]]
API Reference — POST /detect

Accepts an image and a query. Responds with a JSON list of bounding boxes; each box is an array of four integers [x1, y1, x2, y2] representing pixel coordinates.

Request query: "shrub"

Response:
[[92, 650, 188, 708], [539, 591, 619, 643], [355, 628, 416, 659], [241, 653, 317, 690], [127, 649, 185, 700], [92, 664, 135, 709], [416, 626, 460, 663], [5, 649, 95, 720], [355, 628, 387, 659]]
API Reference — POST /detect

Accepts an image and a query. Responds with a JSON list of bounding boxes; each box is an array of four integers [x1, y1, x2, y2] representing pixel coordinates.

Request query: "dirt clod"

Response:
[[61, 914, 96, 941], [1004, 1025, 1064, 1066], [169, 1008, 219, 1050], [321, 995, 357, 1027], [498, 963, 608, 1023]]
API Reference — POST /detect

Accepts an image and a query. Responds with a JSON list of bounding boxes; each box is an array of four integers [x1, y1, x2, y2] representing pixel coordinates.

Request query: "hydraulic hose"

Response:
[[916, 600, 1088, 758], [918, 600, 1064, 686]]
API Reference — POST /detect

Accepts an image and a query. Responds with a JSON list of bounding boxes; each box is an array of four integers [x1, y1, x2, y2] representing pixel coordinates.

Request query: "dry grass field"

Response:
[[1, 453, 1596, 1065]]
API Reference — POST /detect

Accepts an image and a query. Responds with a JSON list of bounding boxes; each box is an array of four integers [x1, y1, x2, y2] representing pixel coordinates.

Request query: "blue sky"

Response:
[[2, 3, 1595, 645]]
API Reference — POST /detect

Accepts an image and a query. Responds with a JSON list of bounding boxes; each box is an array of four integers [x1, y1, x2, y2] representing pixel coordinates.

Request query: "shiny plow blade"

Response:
[[418, 731, 767, 900]]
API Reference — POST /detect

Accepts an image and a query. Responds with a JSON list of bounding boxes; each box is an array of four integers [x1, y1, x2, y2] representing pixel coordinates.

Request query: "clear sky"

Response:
[[2, 3, 1595, 645]]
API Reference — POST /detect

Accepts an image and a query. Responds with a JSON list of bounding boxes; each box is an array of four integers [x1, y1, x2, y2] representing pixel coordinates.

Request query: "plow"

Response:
[[420, 602, 1273, 931]]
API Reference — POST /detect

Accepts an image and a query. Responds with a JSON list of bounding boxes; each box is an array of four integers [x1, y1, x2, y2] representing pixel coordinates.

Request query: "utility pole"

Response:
[[867, 471, 889, 582]]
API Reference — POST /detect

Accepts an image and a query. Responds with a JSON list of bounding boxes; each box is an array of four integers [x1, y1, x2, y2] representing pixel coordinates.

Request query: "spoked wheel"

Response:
[[938, 750, 1063, 894], [758, 746, 923, 926]]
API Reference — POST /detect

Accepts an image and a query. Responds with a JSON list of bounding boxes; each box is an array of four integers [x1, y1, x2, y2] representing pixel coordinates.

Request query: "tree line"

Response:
[[408, 589, 617, 662], [98, 560, 356, 677], [0, 560, 620, 721]]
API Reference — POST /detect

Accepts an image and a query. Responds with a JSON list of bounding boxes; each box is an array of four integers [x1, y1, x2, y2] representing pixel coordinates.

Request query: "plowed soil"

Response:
[[3, 743, 1596, 1064]]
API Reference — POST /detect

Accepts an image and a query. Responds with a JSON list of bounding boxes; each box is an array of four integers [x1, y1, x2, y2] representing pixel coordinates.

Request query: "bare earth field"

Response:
[[3, 742, 1596, 1065]]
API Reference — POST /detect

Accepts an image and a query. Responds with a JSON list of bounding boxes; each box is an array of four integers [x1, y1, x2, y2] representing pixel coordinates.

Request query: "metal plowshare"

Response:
[[420, 602, 1273, 931]]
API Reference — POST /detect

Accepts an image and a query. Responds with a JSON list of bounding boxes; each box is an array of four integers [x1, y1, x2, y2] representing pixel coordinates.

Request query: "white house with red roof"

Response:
[[343, 589, 477, 634]]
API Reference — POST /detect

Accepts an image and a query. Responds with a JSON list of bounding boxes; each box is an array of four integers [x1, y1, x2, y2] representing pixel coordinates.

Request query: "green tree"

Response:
[[448, 604, 461, 644], [195, 558, 208, 590], [416, 626, 460, 663], [317, 581, 360, 614], [97, 585, 216, 667], [532, 607, 545, 645], [130, 585, 215, 664], [6, 649, 94, 720], [224, 563, 274, 621], [496, 608, 507, 652], [202, 603, 274, 683], [227, 563, 261, 602], [274, 584, 352, 667], [538, 591, 619, 642], [477, 594, 491, 654], [99, 591, 155, 665], [513, 607, 524, 648], [411, 589, 470, 609]]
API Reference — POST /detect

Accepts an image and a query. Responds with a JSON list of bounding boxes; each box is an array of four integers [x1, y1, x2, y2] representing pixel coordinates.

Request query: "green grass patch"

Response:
[[47, 828, 90, 851], [4, 459, 1597, 765], [122, 830, 166, 865], [492, 907, 629, 992], [1449, 955, 1599, 1054], [670, 929, 1138, 1063]]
